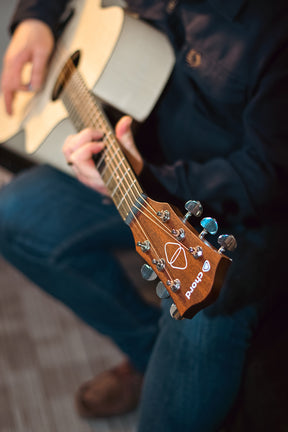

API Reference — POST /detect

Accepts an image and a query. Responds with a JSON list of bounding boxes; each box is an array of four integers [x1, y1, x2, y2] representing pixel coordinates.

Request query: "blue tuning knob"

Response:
[[199, 217, 218, 239]]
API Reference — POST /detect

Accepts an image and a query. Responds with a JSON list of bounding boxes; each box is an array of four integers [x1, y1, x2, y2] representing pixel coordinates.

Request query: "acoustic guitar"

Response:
[[0, 0, 236, 319], [0, 0, 175, 171]]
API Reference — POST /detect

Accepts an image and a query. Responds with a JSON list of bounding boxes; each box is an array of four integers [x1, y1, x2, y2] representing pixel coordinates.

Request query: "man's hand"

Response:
[[63, 116, 144, 195], [1, 19, 54, 115]]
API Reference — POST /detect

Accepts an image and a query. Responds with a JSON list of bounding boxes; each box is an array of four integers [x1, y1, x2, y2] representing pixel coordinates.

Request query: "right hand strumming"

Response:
[[1, 19, 54, 115]]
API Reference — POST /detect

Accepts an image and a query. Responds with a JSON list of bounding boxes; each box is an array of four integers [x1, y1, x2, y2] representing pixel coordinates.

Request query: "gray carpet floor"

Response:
[[0, 166, 138, 432]]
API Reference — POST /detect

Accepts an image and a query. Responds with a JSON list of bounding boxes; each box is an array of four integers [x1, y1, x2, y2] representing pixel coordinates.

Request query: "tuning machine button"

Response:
[[156, 281, 170, 299], [137, 240, 151, 253], [199, 217, 218, 239], [188, 246, 203, 259], [157, 209, 170, 222], [183, 200, 203, 223], [141, 264, 157, 281], [152, 258, 165, 271], [167, 279, 181, 292], [171, 228, 185, 241], [170, 303, 183, 320], [217, 234, 237, 253]]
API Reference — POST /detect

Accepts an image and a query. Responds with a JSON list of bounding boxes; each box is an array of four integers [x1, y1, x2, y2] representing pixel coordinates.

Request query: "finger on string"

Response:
[[63, 128, 104, 156], [63, 133, 103, 164], [69, 141, 105, 169]]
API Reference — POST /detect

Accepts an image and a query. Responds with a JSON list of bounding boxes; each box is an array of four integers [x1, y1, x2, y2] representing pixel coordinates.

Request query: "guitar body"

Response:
[[0, 0, 175, 169]]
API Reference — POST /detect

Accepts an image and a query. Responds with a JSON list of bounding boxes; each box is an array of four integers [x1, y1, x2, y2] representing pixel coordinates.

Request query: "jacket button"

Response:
[[186, 49, 202, 68], [166, 0, 178, 13]]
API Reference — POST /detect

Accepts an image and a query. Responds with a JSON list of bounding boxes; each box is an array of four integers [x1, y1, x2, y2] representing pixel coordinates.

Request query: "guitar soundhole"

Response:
[[52, 50, 81, 101]]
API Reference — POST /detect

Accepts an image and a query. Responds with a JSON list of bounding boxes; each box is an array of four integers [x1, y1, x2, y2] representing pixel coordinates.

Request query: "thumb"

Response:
[[30, 49, 50, 91], [115, 116, 143, 175], [115, 115, 134, 149]]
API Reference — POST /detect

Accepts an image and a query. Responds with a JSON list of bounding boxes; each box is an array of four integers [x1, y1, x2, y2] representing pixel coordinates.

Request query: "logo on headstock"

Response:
[[202, 260, 211, 272], [164, 242, 187, 270], [185, 260, 211, 300]]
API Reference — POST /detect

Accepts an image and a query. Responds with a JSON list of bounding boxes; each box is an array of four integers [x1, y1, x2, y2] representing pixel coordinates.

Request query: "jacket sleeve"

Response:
[[10, 0, 71, 37], [139, 47, 288, 228]]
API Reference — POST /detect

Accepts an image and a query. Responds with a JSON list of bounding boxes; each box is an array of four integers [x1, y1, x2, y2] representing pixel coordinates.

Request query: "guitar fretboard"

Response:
[[60, 64, 145, 224]]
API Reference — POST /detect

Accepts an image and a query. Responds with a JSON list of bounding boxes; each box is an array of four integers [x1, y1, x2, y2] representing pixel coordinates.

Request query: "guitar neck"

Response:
[[61, 65, 145, 224]]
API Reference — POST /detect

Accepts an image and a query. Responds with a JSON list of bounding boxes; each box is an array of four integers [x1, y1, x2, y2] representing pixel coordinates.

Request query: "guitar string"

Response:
[[61, 80, 186, 285], [65, 63, 137, 201], [58, 54, 199, 271], [64, 70, 138, 219], [59, 55, 215, 305], [61, 56, 203, 271], [46, 42, 174, 270], [61, 71, 178, 258], [43, 23, 171, 234], [63, 65, 176, 231], [64, 67, 194, 253], [47, 40, 182, 242], [59, 58, 151, 208], [56, 55, 170, 228], [61, 61, 152, 215]]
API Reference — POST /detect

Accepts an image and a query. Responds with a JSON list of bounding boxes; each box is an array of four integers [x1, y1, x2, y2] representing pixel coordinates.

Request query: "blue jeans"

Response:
[[0, 165, 259, 431]]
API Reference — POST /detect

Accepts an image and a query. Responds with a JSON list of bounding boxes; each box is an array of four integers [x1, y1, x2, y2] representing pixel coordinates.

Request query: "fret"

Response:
[[104, 131, 113, 139], [105, 152, 124, 186], [92, 149, 106, 173], [112, 189, 129, 212], [111, 169, 130, 197], [97, 158, 107, 176], [94, 146, 107, 173], [117, 180, 138, 210], [62, 94, 85, 132], [60, 65, 144, 223]]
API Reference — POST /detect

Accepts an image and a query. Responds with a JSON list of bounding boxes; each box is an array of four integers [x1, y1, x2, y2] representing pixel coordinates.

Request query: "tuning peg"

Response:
[[167, 278, 181, 292], [188, 246, 203, 259], [141, 264, 157, 281], [137, 240, 151, 252], [152, 258, 165, 271], [157, 209, 170, 222], [183, 200, 203, 223], [171, 228, 185, 241], [217, 234, 237, 253], [156, 281, 170, 299], [170, 303, 183, 320], [199, 217, 218, 239]]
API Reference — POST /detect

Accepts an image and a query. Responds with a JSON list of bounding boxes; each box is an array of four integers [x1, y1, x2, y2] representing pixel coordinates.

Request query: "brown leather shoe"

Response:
[[75, 361, 143, 418]]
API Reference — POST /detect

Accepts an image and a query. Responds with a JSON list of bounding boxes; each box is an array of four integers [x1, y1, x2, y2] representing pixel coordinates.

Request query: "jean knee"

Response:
[[0, 167, 56, 257], [0, 182, 24, 245], [160, 298, 258, 358]]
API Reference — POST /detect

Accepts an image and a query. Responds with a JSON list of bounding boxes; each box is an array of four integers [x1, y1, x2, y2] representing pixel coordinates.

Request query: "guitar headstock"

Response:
[[130, 197, 236, 320]]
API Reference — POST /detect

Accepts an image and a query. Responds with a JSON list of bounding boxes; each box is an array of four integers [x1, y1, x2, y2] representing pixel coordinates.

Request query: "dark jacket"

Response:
[[10, 0, 288, 310]]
